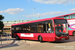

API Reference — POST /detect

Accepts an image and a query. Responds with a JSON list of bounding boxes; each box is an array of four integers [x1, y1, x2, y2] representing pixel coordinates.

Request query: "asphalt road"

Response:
[[0, 36, 75, 50]]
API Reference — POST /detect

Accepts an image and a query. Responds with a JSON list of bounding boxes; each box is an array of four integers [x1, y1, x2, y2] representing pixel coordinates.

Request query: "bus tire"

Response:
[[12, 34, 15, 38], [38, 36, 43, 42], [12, 35, 14, 38], [73, 32, 75, 36], [16, 35, 20, 40]]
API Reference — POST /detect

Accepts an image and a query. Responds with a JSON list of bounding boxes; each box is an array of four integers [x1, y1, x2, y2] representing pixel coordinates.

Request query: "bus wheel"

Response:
[[16, 35, 20, 40], [12, 35, 14, 38], [38, 36, 43, 42], [73, 32, 75, 36]]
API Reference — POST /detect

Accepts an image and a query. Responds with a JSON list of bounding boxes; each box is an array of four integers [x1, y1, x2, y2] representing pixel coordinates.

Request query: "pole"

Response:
[[7, 34, 8, 43], [44, 16, 45, 18], [1, 29, 3, 45], [33, 8, 34, 20], [8, 33, 10, 41], [1, 34, 2, 45]]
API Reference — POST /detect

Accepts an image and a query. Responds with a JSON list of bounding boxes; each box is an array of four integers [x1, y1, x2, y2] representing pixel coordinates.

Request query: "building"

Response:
[[3, 20, 33, 32]]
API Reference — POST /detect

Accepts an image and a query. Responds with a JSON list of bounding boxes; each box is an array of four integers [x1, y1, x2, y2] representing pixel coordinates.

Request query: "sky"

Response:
[[0, 0, 75, 21]]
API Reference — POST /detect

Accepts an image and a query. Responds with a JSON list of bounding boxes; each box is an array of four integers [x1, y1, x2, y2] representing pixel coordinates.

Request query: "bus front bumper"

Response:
[[55, 36, 69, 41]]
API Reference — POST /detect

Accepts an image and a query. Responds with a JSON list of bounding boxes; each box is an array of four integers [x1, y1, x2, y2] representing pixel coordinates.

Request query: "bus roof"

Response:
[[12, 17, 65, 26], [56, 13, 75, 18]]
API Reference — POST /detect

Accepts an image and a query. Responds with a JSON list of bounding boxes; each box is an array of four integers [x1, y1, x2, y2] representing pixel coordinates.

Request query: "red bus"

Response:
[[56, 13, 75, 36], [11, 17, 69, 42]]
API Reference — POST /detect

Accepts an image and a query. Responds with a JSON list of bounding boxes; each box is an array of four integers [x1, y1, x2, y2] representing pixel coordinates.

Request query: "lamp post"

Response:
[[33, 8, 35, 20], [44, 16, 45, 19]]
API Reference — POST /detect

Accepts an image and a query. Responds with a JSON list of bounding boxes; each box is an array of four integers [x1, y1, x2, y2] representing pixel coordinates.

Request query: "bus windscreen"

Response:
[[54, 19, 68, 37]]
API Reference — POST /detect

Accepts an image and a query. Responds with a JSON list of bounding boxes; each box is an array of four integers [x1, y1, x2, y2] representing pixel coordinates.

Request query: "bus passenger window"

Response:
[[30, 25, 37, 33], [37, 24, 44, 33]]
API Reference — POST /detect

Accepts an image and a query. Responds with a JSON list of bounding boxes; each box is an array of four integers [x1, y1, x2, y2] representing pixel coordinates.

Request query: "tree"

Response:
[[0, 21, 4, 30], [0, 15, 4, 34], [0, 15, 4, 20]]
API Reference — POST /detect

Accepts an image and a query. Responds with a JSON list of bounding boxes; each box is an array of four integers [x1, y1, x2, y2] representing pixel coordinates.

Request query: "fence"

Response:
[[0, 33, 11, 45]]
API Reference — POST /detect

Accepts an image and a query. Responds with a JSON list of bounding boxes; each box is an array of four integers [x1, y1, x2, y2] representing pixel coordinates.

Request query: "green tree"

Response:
[[0, 15, 4, 20], [0, 15, 4, 34], [0, 21, 4, 30]]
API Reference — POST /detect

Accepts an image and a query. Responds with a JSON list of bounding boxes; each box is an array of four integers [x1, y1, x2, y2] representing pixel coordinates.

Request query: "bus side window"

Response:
[[43, 24, 46, 33], [37, 23, 44, 33], [64, 15, 69, 19]]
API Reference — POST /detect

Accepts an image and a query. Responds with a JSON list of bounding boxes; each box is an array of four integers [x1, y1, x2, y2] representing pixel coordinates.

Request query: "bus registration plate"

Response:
[[62, 38, 65, 40]]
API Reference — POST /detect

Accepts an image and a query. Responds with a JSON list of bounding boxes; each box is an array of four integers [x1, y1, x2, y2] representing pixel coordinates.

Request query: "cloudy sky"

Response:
[[0, 0, 75, 21]]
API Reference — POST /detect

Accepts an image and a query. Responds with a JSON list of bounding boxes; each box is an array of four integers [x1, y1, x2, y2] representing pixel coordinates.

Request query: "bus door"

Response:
[[47, 22, 54, 41], [43, 21, 54, 41]]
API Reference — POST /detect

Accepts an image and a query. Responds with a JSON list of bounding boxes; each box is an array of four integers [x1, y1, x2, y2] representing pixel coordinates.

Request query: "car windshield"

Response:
[[54, 19, 68, 36]]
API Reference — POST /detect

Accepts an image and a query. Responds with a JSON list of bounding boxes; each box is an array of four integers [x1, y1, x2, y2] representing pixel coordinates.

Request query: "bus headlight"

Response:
[[56, 36, 59, 39]]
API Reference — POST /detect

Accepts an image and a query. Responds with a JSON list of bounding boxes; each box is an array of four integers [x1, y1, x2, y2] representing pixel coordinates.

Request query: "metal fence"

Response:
[[0, 33, 11, 45]]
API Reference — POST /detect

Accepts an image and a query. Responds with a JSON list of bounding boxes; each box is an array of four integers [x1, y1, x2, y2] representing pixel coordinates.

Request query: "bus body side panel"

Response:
[[67, 19, 75, 35], [42, 33, 55, 41], [16, 33, 56, 42], [33, 33, 55, 41], [68, 30, 73, 35], [33, 33, 48, 41]]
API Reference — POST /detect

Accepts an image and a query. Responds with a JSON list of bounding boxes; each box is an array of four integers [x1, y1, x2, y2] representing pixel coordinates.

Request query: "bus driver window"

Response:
[[48, 23, 52, 33], [47, 22, 54, 33]]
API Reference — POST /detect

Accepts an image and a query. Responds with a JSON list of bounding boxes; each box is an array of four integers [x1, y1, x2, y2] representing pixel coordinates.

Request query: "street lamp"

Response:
[[33, 8, 35, 20]]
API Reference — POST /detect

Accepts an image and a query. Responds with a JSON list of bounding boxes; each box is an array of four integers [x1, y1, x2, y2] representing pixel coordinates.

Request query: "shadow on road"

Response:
[[49, 36, 75, 43], [0, 36, 75, 43], [24, 36, 75, 44]]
